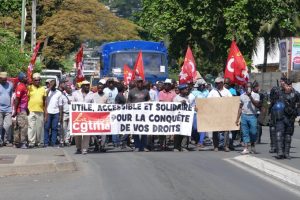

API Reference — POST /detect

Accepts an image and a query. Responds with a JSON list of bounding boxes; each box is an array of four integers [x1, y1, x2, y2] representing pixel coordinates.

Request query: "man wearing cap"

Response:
[[13, 72, 29, 148], [103, 78, 120, 146], [27, 73, 46, 148], [158, 78, 177, 150], [0, 72, 13, 146], [173, 84, 195, 152], [128, 76, 150, 151], [44, 79, 62, 147], [91, 80, 108, 152], [191, 78, 209, 150], [73, 80, 94, 154], [58, 83, 74, 147], [207, 77, 232, 152]]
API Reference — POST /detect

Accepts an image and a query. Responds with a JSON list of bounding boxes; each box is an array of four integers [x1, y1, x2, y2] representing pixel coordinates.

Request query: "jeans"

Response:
[[133, 135, 147, 150], [192, 112, 206, 145], [44, 113, 59, 145], [240, 114, 257, 144], [0, 112, 12, 144], [112, 134, 120, 145]]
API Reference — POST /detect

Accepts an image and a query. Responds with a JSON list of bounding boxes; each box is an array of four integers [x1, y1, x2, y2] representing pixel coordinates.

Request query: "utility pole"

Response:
[[21, 0, 26, 51], [31, 0, 37, 52]]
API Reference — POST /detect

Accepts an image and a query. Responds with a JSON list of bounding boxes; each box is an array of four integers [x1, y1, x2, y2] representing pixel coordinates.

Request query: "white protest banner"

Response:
[[70, 102, 194, 136]]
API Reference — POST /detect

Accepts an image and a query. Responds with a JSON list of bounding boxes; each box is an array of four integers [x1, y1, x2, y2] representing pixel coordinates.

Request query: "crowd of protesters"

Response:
[[0, 70, 298, 159]]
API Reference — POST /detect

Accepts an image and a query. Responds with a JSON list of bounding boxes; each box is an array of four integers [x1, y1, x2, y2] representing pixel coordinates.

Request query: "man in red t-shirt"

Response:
[[12, 72, 29, 149]]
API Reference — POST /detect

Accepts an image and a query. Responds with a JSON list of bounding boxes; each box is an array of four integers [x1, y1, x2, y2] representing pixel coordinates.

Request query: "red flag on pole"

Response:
[[75, 45, 85, 83], [224, 41, 249, 85], [179, 46, 197, 84], [27, 41, 41, 83], [124, 64, 133, 85], [132, 51, 145, 80]]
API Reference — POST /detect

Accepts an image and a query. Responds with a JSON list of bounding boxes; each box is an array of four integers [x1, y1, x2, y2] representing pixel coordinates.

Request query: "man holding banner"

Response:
[[128, 76, 150, 152], [73, 80, 94, 155], [207, 77, 232, 152]]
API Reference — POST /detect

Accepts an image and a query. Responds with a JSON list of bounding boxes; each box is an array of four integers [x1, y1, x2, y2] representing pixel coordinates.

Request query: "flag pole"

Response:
[[21, 0, 26, 52]]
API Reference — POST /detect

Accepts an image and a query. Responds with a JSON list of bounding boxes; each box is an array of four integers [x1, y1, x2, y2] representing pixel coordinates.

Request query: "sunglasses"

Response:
[[34, 79, 41, 81]]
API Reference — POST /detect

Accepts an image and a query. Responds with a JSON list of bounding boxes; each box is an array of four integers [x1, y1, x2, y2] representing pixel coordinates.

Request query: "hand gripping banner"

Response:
[[70, 102, 194, 136]]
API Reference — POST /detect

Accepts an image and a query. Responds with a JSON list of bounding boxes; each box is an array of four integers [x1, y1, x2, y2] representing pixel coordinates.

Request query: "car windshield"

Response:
[[110, 52, 167, 75]]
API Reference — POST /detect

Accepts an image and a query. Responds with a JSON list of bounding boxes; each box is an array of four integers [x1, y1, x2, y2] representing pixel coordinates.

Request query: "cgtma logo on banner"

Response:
[[71, 112, 111, 134]]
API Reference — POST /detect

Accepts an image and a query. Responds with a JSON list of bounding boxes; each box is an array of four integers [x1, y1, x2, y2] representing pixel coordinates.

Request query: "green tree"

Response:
[[0, 28, 29, 76], [138, 0, 300, 76], [99, 0, 142, 20], [38, 0, 140, 69]]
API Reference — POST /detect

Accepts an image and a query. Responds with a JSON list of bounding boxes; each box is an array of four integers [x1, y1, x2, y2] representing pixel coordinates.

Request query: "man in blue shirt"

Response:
[[191, 79, 209, 150], [0, 72, 13, 146]]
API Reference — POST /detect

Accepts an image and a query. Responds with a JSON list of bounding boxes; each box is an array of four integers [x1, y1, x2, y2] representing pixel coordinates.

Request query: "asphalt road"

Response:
[[0, 148, 299, 200]]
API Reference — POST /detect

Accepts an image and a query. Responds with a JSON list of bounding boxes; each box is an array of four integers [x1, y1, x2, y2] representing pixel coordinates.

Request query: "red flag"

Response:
[[27, 42, 41, 83], [224, 41, 249, 85], [124, 64, 133, 85], [132, 51, 145, 80], [75, 45, 85, 83], [179, 46, 197, 84]]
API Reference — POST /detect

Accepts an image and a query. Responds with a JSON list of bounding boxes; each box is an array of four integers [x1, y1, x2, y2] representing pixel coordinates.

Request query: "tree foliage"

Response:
[[0, 28, 28, 76], [38, 0, 140, 69], [138, 0, 300, 76], [99, 0, 142, 20], [0, 0, 140, 70]]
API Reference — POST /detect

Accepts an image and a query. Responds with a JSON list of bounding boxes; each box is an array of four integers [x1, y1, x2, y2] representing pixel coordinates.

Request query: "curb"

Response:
[[229, 155, 300, 188], [0, 149, 77, 178]]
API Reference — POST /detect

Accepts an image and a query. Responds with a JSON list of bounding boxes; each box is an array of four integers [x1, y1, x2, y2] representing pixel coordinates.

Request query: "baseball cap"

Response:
[[214, 77, 224, 83], [178, 84, 188, 90], [18, 72, 26, 81], [135, 76, 143, 81], [164, 78, 172, 84], [98, 79, 106, 85], [0, 72, 8, 78], [32, 73, 41, 79], [81, 80, 90, 85], [194, 78, 206, 87]]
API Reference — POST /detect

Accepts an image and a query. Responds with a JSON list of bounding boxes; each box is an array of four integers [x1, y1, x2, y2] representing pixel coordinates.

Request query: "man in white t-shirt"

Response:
[[73, 80, 94, 154], [103, 78, 119, 146], [103, 78, 118, 104], [207, 77, 232, 152], [44, 79, 62, 147], [173, 84, 195, 152], [236, 82, 260, 154]]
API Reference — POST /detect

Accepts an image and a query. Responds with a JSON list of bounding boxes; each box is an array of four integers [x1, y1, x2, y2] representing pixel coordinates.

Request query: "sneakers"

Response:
[[240, 149, 250, 155], [224, 147, 230, 152], [20, 143, 28, 149], [181, 148, 189, 152], [82, 149, 88, 155], [214, 147, 218, 152], [173, 149, 180, 152], [250, 146, 257, 154], [75, 149, 81, 154], [269, 148, 277, 153]]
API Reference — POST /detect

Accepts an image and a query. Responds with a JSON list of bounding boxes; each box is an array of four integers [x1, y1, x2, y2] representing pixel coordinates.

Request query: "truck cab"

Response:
[[99, 40, 168, 83]]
